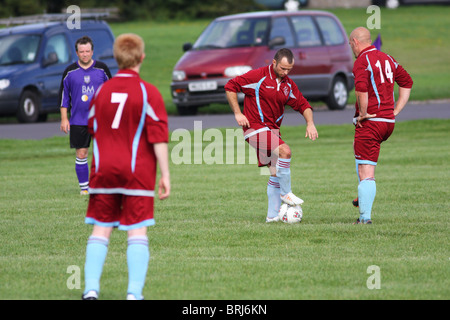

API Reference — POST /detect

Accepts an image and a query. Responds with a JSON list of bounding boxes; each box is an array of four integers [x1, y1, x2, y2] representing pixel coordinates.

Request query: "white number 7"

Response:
[[111, 93, 128, 129]]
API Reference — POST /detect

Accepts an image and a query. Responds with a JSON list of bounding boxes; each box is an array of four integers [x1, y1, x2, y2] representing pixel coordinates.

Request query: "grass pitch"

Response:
[[0, 119, 448, 300]]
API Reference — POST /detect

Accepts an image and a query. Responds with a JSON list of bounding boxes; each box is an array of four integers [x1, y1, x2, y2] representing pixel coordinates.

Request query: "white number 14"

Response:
[[111, 93, 128, 129], [374, 60, 394, 84]]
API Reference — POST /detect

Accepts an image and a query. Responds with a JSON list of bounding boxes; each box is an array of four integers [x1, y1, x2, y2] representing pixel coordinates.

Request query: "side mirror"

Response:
[[268, 36, 286, 48], [182, 42, 193, 52]]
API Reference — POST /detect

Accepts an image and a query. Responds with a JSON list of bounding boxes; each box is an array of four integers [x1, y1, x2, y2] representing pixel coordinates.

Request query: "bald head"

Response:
[[349, 27, 372, 57]]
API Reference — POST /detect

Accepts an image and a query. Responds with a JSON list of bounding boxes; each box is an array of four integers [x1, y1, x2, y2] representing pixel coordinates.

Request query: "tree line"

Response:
[[0, 0, 266, 20]]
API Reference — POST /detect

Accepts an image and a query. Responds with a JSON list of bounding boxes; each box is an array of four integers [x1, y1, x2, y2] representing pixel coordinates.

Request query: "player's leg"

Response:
[[119, 195, 154, 300], [356, 163, 376, 223], [83, 194, 120, 299], [353, 121, 386, 224], [83, 225, 113, 299], [71, 125, 91, 194], [266, 166, 281, 222], [126, 226, 149, 300], [273, 143, 303, 206], [76, 147, 89, 194]]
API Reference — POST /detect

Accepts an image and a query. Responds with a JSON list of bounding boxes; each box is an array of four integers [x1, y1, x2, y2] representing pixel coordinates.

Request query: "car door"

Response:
[[39, 33, 71, 111], [289, 15, 331, 97]]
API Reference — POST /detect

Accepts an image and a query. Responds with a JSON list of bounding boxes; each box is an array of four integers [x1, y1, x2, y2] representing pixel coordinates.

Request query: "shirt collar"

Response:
[[115, 69, 140, 77], [358, 45, 377, 58]]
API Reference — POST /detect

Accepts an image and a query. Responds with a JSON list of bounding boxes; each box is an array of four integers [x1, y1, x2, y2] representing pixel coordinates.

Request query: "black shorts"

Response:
[[70, 125, 91, 149]]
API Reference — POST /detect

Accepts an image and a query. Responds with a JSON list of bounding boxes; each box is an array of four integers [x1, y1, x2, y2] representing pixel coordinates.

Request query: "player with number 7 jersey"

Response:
[[87, 69, 168, 198]]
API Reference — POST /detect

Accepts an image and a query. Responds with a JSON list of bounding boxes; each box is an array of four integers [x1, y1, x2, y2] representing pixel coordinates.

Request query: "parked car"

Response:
[[171, 10, 354, 115], [0, 16, 118, 122]]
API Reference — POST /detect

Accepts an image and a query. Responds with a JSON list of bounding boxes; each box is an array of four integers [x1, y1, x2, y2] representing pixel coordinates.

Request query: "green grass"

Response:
[[106, 5, 450, 114], [0, 119, 449, 300]]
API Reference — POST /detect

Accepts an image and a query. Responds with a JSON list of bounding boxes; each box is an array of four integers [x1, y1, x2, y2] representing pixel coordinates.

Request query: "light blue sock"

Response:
[[276, 158, 291, 196], [267, 176, 281, 218], [84, 236, 109, 295], [127, 236, 149, 299], [358, 178, 376, 221]]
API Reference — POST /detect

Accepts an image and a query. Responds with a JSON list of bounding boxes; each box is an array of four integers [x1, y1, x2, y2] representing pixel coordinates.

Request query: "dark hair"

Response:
[[274, 48, 294, 64], [75, 36, 94, 51]]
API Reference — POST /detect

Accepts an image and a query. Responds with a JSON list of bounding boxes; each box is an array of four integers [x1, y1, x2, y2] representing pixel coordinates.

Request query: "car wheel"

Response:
[[326, 76, 348, 110], [17, 91, 41, 123], [176, 105, 198, 116]]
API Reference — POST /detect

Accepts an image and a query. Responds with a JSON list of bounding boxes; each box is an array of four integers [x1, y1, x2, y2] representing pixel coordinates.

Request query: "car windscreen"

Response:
[[193, 17, 270, 49], [0, 34, 41, 65]]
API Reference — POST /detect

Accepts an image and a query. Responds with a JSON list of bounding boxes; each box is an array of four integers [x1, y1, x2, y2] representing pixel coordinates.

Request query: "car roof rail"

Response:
[[0, 12, 111, 27]]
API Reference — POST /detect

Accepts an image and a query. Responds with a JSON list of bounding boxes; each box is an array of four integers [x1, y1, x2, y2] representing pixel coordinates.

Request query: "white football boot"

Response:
[[280, 192, 304, 206]]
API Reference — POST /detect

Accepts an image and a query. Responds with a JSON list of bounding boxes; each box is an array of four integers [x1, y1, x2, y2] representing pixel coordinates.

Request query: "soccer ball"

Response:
[[278, 203, 303, 224]]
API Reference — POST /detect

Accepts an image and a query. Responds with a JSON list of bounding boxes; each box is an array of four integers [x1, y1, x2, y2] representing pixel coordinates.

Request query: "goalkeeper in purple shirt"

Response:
[[59, 36, 111, 194]]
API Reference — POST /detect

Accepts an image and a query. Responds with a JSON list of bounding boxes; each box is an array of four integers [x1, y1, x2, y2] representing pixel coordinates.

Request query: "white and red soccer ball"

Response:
[[278, 203, 303, 224]]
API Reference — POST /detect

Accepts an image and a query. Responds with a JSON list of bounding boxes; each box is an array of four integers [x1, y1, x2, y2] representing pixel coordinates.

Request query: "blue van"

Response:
[[0, 17, 118, 122]]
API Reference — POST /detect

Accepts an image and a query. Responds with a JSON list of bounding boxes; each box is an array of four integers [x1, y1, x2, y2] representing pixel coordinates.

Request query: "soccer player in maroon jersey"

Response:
[[225, 48, 318, 223], [349, 27, 413, 224], [81, 33, 170, 300]]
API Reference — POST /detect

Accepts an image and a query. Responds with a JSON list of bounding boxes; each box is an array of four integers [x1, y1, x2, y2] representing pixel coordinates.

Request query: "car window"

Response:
[[269, 17, 294, 48], [315, 16, 345, 46], [45, 34, 70, 64], [194, 17, 270, 49], [290, 16, 322, 47], [0, 34, 40, 65]]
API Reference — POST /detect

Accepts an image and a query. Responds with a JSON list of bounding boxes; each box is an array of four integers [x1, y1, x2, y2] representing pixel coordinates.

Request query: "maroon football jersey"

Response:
[[87, 69, 168, 196], [353, 45, 413, 120], [225, 64, 312, 131]]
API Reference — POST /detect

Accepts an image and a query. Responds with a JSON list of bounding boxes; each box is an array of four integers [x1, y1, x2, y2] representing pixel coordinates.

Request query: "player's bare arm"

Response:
[[302, 108, 318, 141], [60, 107, 70, 133], [394, 87, 412, 116], [355, 91, 376, 127], [226, 91, 250, 128], [154, 142, 170, 200]]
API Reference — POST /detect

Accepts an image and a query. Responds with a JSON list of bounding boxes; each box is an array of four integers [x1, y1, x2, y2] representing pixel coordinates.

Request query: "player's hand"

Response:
[[158, 176, 170, 200], [235, 113, 250, 128], [60, 120, 70, 134], [305, 123, 318, 141], [356, 113, 376, 127]]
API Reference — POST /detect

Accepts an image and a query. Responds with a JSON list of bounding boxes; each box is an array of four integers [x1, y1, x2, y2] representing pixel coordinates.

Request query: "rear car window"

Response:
[[315, 16, 345, 46], [291, 15, 322, 47], [270, 17, 294, 48]]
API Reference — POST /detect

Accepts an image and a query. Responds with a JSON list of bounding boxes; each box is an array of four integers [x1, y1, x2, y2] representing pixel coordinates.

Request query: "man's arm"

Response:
[[226, 91, 250, 128], [60, 107, 70, 134], [302, 108, 318, 141], [355, 91, 376, 127], [154, 142, 170, 200], [393, 87, 412, 117]]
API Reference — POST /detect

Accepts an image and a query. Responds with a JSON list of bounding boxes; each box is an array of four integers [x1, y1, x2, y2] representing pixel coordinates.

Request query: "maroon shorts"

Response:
[[354, 120, 395, 164], [244, 128, 284, 167], [85, 193, 155, 230]]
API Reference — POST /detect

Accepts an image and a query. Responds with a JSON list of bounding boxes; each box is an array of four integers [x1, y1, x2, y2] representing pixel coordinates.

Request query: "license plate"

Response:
[[188, 81, 217, 92]]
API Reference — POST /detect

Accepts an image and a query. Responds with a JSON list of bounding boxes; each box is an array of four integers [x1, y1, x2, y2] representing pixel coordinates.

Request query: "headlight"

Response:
[[224, 66, 252, 78], [0, 79, 10, 90], [172, 70, 186, 81]]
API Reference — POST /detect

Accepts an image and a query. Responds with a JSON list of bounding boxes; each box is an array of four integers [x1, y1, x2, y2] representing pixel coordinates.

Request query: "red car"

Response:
[[171, 10, 354, 115]]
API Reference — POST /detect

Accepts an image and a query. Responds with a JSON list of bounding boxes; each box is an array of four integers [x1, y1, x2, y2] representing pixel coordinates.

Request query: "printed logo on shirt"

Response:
[[81, 85, 95, 102], [266, 86, 275, 89], [84, 75, 91, 84], [283, 86, 289, 97]]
